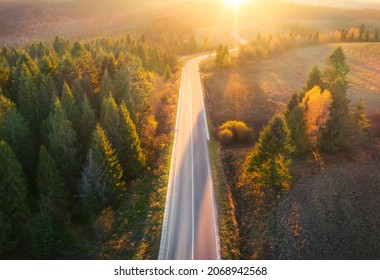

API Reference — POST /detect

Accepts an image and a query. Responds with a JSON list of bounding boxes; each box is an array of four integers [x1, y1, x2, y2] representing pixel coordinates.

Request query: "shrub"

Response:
[[218, 120, 253, 144], [218, 128, 233, 145]]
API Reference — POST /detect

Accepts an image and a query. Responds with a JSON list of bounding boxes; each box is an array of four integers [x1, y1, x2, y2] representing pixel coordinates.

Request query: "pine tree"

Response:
[[100, 69, 113, 99], [39, 75, 58, 121], [164, 65, 172, 80], [286, 104, 309, 155], [79, 149, 106, 218], [0, 56, 10, 90], [31, 204, 62, 259], [320, 78, 350, 152], [0, 140, 28, 257], [0, 94, 35, 178], [323, 46, 350, 87], [17, 68, 41, 135], [304, 65, 323, 93], [246, 115, 293, 195], [117, 102, 146, 179], [46, 98, 79, 192], [36, 145, 69, 224], [215, 44, 224, 65], [351, 100, 370, 139], [61, 82, 77, 123], [91, 124, 126, 203], [78, 94, 96, 150], [188, 34, 198, 53]]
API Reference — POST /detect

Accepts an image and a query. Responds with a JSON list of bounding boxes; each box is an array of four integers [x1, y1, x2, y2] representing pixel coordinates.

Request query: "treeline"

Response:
[[239, 24, 380, 62], [237, 47, 369, 258], [0, 34, 178, 259]]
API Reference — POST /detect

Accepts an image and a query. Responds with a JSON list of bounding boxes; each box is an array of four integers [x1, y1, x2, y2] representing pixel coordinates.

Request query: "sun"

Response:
[[224, 0, 248, 8]]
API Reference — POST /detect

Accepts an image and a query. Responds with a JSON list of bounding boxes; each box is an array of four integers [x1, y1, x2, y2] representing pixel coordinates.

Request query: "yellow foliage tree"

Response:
[[301, 86, 332, 147]]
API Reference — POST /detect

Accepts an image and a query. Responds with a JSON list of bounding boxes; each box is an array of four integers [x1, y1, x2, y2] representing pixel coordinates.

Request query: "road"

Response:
[[159, 54, 220, 260]]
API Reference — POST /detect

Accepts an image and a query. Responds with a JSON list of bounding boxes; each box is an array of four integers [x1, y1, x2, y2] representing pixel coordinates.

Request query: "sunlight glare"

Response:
[[224, 0, 248, 8]]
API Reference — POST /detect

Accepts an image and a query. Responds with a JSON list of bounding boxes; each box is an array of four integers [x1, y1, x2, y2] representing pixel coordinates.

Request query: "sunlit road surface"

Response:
[[159, 54, 220, 260]]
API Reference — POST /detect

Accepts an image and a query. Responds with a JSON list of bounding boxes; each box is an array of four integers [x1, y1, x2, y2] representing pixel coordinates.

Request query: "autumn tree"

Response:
[[301, 86, 332, 149]]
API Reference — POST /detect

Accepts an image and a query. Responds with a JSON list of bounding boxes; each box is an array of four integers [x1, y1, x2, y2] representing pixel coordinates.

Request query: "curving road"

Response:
[[159, 54, 220, 260]]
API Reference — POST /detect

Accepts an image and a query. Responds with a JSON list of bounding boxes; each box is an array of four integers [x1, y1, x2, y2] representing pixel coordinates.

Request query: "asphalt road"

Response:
[[159, 54, 220, 260]]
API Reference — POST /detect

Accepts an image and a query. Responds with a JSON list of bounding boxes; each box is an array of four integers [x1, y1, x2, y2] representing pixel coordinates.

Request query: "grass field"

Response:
[[202, 42, 380, 259]]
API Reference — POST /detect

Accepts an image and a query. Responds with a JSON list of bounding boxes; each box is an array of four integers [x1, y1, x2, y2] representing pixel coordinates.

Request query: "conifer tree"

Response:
[[61, 82, 77, 123], [246, 115, 293, 195], [91, 124, 126, 203], [164, 65, 172, 80], [0, 140, 28, 257], [304, 65, 323, 92], [286, 105, 309, 155], [188, 34, 198, 53], [46, 98, 79, 192], [117, 102, 146, 179], [323, 46, 350, 87], [39, 75, 58, 120], [31, 204, 62, 259], [0, 94, 35, 178], [36, 145, 69, 224], [17, 68, 41, 135], [78, 95, 96, 150], [351, 100, 370, 139], [79, 149, 106, 218], [100, 69, 113, 99], [320, 78, 350, 152]]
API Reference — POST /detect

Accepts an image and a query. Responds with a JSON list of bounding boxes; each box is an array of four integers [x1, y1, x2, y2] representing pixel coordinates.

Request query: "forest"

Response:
[[0, 33, 179, 259]]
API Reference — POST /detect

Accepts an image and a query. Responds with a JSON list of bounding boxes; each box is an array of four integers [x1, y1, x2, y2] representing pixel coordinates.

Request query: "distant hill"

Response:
[[289, 0, 380, 9]]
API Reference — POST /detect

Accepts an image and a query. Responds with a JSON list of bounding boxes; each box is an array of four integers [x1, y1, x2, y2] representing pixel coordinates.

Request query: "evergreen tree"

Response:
[[61, 82, 77, 123], [164, 65, 172, 80], [77, 94, 96, 154], [286, 105, 309, 155], [0, 94, 35, 179], [17, 68, 41, 135], [91, 124, 126, 203], [323, 46, 350, 87], [117, 102, 146, 179], [31, 204, 63, 259], [320, 78, 350, 152], [39, 75, 58, 121], [36, 145, 69, 224], [79, 149, 106, 218], [304, 65, 323, 92], [46, 98, 79, 192], [0, 140, 28, 257], [351, 100, 370, 139], [246, 115, 294, 195], [215, 44, 224, 65], [0, 56, 10, 90], [188, 34, 198, 53], [100, 69, 113, 99]]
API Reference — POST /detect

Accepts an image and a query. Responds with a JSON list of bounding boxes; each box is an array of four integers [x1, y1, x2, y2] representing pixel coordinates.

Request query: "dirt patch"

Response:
[[275, 161, 380, 259]]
